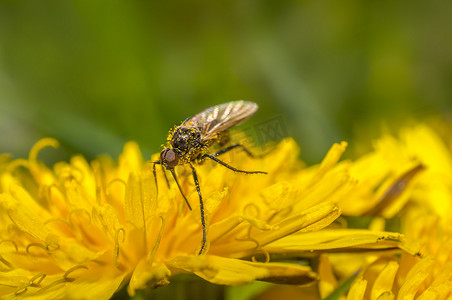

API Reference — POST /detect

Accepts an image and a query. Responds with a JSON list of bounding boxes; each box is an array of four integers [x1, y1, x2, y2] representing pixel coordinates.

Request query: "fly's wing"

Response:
[[183, 101, 258, 140]]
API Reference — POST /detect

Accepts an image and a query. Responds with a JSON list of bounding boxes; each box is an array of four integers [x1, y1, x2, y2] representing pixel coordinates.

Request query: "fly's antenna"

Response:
[[169, 168, 193, 211]]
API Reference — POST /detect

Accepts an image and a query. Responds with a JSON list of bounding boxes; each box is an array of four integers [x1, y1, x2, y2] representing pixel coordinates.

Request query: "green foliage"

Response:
[[0, 1, 451, 164]]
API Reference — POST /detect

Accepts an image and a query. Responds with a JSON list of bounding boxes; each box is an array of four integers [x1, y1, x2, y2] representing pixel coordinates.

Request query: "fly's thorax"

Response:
[[170, 126, 203, 155]]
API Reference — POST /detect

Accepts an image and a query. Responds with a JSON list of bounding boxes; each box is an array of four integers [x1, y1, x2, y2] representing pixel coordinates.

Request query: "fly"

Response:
[[152, 100, 267, 255]]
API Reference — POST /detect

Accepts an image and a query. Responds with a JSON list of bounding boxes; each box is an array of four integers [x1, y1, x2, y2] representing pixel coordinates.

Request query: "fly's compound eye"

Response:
[[160, 149, 179, 169]]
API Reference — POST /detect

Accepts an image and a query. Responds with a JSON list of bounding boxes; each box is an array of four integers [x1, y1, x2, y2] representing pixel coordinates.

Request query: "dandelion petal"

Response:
[[167, 255, 318, 286]]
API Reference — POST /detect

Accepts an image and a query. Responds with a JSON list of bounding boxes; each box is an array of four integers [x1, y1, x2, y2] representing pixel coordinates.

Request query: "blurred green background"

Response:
[[0, 0, 451, 164], [1, 2, 452, 299]]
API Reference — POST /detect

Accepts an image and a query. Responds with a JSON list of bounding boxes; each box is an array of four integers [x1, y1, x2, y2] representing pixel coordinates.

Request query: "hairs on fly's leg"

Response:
[[189, 163, 206, 255], [203, 154, 267, 175]]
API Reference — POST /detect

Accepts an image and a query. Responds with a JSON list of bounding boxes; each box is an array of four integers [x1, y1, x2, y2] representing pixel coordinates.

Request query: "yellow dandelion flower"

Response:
[[340, 124, 451, 220], [342, 216, 452, 300], [0, 137, 411, 299], [320, 123, 452, 299]]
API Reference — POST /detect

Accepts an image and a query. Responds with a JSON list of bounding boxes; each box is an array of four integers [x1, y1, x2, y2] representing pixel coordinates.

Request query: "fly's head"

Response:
[[160, 148, 179, 169]]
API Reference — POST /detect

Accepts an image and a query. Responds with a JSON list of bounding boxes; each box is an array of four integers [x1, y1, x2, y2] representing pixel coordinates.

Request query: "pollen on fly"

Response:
[[151, 100, 267, 255]]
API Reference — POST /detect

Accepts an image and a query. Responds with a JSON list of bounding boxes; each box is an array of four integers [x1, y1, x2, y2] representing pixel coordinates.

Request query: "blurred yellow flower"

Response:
[[0, 137, 410, 299], [340, 124, 451, 220], [345, 232, 452, 300], [321, 124, 452, 300]]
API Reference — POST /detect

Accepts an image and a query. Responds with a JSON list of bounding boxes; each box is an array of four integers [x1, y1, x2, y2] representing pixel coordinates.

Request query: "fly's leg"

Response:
[[161, 165, 170, 189], [151, 160, 171, 193], [189, 163, 207, 255], [168, 168, 193, 211], [214, 142, 277, 159], [212, 143, 257, 158], [152, 162, 159, 194], [153, 161, 191, 210], [203, 154, 267, 174]]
